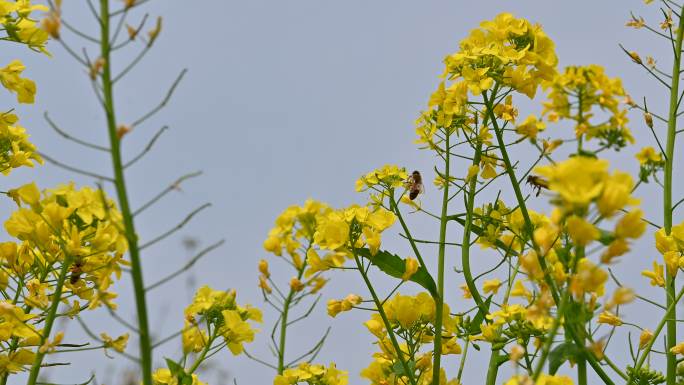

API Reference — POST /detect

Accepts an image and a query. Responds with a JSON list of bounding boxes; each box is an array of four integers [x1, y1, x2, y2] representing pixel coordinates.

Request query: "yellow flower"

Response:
[[535, 156, 609, 208], [180, 324, 205, 354], [510, 280, 532, 300], [615, 210, 646, 239], [0, 60, 36, 103], [642, 261, 665, 287], [639, 329, 653, 350], [461, 66, 493, 95], [152, 368, 206, 385], [101, 332, 129, 353], [636, 146, 662, 164], [565, 215, 599, 247], [570, 258, 607, 297], [289, 277, 305, 292], [671, 342, 684, 355], [220, 309, 258, 355], [401, 257, 419, 281], [466, 164, 479, 182], [516, 114, 546, 139], [597, 171, 636, 217], [597, 311, 623, 326], [460, 283, 472, 299], [482, 278, 502, 295]]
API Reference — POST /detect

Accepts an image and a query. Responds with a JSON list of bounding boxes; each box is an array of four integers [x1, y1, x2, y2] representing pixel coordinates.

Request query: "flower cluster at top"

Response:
[[0, 182, 128, 373], [416, 12, 558, 148], [361, 292, 462, 385], [542, 65, 633, 152]]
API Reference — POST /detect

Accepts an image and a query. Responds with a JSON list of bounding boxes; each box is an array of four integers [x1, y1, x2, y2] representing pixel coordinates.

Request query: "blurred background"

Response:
[[1, 0, 681, 384]]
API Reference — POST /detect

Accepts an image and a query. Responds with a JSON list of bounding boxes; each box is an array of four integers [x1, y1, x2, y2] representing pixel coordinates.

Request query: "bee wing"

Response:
[[418, 183, 425, 194]]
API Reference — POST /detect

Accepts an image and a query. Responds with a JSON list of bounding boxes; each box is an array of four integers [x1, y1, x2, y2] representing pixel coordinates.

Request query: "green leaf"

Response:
[[467, 295, 493, 335], [165, 358, 183, 375], [391, 360, 416, 376], [356, 248, 438, 298], [548, 342, 581, 374]]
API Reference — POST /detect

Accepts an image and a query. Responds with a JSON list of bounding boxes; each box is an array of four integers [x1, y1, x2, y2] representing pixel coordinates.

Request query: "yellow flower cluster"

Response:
[[361, 293, 461, 385], [5, 182, 128, 309], [183, 285, 261, 356], [312, 204, 395, 258], [416, 13, 557, 147], [274, 362, 348, 385], [264, 199, 329, 260], [327, 294, 362, 318], [0, 0, 49, 53], [644, 222, 684, 283], [262, 199, 331, 294], [0, 111, 42, 175], [355, 164, 408, 193], [542, 65, 633, 151]]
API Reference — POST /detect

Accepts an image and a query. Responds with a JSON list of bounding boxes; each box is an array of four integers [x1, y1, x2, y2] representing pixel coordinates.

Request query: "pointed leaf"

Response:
[[356, 248, 438, 298], [549, 342, 581, 374]]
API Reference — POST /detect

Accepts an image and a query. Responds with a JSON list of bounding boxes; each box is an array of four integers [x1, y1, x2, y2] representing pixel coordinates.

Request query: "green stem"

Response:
[[663, 11, 684, 385], [26, 256, 72, 385], [277, 258, 308, 373], [390, 195, 427, 270], [352, 253, 417, 385], [432, 133, 450, 385], [99, 1, 152, 384], [462, 142, 487, 316], [187, 332, 216, 375]]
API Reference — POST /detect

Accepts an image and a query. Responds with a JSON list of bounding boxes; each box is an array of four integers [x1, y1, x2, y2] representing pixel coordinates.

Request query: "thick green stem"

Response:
[[432, 134, 450, 385], [99, 1, 152, 384], [26, 256, 71, 385], [663, 12, 684, 385]]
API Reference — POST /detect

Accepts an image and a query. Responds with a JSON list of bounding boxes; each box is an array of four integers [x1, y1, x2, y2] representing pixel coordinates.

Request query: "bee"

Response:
[[526, 175, 549, 197], [407, 170, 424, 200], [69, 258, 85, 285]]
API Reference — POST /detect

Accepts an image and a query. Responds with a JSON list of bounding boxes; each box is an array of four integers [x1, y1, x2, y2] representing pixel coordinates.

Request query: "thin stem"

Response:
[[26, 255, 72, 384], [277, 256, 308, 373], [432, 133, 450, 385], [352, 252, 417, 385]]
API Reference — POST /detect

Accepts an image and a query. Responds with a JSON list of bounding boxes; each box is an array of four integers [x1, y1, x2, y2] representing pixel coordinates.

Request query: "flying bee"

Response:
[[526, 175, 549, 197], [407, 170, 424, 200], [69, 258, 85, 285]]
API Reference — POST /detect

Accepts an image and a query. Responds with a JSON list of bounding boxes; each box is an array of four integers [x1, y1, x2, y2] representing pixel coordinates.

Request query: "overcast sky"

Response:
[[3, 1, 683, 384]]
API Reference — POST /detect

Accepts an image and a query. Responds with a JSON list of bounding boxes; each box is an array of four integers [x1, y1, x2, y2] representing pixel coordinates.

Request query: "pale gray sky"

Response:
[[3, 1, 682, 384]]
